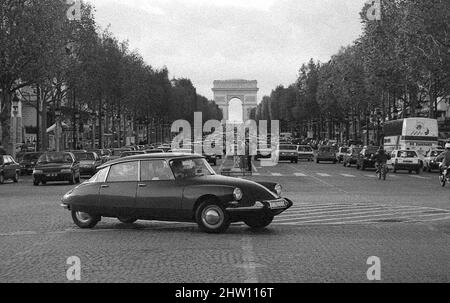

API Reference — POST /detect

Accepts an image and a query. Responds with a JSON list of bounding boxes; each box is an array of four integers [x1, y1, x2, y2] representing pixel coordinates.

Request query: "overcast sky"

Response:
[[86, 0, 365, 102]]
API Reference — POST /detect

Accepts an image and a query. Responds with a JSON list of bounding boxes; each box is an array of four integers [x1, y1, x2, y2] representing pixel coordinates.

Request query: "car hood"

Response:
[[35, 163, 72, 170], [192, 174, 278, 201]]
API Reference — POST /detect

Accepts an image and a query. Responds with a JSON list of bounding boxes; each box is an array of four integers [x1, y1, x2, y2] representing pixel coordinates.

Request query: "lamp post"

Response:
[[12, 94, 20, 159], [74, 112, 80, 149], [55, 105, 62, 152]]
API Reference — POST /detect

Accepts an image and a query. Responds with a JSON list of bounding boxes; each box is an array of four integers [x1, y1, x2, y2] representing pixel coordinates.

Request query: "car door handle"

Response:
[[101, 184, 109, 188], [138, 184, 147, 188]]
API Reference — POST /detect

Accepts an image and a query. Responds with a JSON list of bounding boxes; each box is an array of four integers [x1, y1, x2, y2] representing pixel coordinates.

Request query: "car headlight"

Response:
[[61, 169, 72, 174], [233, 188, 243, 201], [33, 169, 43, 174], [275, 184, 282, 196]]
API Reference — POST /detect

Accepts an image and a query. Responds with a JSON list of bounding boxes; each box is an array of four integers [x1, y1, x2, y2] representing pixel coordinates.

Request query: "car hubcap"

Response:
[[75, 212, 92, 223], [202, 206, 223, 228]]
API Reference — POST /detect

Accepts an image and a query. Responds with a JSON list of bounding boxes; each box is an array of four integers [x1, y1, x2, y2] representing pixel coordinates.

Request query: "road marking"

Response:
[[240, 236, 259, 283], [294, 173, 307, 177], [271, 173, 282, 177], [410, 175, 429, 180], [365, 175, 377, 178], [317, 173, 331, 177], [253, 173, 261, 176], [340, 174, 355, 178]]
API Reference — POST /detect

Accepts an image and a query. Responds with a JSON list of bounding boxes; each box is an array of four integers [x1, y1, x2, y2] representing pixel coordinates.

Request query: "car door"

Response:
[[98, 161, 139, 218], [136, 160, 184, 220]]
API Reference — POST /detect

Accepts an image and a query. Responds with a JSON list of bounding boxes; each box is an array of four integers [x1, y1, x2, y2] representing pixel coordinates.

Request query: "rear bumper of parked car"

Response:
[[298, 154, 314, 159], [34, 172, 73, 182], [226, 198, 293, 219], [79, 166, 96, 176], [393, 163, 421, 170]]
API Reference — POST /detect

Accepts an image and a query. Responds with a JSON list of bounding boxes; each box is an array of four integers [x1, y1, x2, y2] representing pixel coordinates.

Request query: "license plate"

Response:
[[269, 200, 287, 209]]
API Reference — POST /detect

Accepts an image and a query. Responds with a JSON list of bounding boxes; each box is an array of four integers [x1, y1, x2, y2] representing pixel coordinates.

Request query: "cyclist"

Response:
[[439, 143, 450, 176], [371, 147, 390, 174]]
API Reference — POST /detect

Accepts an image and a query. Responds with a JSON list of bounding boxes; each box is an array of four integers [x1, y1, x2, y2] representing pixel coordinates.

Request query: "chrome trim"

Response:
[[60, 204, 69, 210]]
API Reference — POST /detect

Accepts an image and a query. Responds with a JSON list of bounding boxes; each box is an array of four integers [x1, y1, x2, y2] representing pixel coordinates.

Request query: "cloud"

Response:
[[87, 0, 365, 101]]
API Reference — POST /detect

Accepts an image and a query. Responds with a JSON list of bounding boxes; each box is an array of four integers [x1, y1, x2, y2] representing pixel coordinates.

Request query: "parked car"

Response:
[[356, 146, 379, 170], [108, 148, 132, 162], [316, 146, 337, 164], [61, 154, 293, 233], [297, 145, 314, 162], [388, 150, 422, 174], [19, 152, 43, 175], [336, 147, 349, 163], [423, 149, 445, 172], [120, 151, 146, 158], [343, 147, 362, 167], [72, 151, 103, 177], [278, 144, 299, 163], [145, 149, 164, 154], [33, 152, 81, 186], [87, 149, 111, 164], [0, 155, 20, 184]]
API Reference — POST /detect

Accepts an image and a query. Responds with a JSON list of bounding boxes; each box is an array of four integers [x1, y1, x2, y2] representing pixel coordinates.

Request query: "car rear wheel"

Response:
[[195, 201, 230, 234], [13, 172, 19, 183], [118, 217, 138, 224], [71, 210, 100, 229], [244, 215, 274, 229]]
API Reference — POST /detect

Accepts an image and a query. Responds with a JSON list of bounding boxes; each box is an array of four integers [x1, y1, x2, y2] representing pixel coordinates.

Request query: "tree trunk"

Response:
[[40, 89, 48, 151], [0, 89, 12, 154]]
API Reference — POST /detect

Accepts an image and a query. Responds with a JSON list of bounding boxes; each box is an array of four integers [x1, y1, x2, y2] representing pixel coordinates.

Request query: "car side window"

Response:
[[107, 161, 139, 182], [140, 160, 174, 181]]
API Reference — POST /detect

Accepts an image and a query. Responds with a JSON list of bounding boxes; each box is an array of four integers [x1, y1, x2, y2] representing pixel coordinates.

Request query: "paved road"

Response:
[[0, 160, 449, 282]]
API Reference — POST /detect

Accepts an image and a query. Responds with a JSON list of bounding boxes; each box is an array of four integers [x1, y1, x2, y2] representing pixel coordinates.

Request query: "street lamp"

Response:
[[55, 105, 62, 152], [12, 94, 20, 159]]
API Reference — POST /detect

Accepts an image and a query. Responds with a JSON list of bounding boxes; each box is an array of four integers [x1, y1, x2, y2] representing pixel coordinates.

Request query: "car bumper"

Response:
[[80, 167, 96, 175], [226, 198, 293, 218], [298, 154, 314, 159], [279, 155, 298, 161], [34, 173, 73, 182], [394, 163, 421, 170], [317, 157, 335, 161], [429, 163, 441, 170], [362, 160, 376, 167]]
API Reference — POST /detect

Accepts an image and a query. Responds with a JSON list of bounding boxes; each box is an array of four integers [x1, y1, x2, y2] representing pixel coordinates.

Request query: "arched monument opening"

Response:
[[212, 79, 259, 123], [228, 98, 244, 123]]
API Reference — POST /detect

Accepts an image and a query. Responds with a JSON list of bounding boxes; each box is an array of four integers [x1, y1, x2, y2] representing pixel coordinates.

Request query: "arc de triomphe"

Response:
[[212, 79, 259, 122]]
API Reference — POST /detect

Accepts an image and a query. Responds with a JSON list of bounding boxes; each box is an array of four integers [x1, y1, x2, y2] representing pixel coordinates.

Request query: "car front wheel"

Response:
[[71, 210, 100, 229], [244, 215, 274, 229], [196, 201, 230, 234], [0, 174, 4, 184], [118, 217, 138, 224], [13, 172, 19, 183]]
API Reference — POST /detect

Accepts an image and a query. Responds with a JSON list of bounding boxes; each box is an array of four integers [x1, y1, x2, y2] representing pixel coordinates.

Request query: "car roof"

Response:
[[97, 153, 204, 169]]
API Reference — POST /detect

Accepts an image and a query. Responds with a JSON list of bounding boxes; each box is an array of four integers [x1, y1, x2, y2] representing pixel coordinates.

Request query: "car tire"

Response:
[[416, 168, 421, 175], [118, 217, 138, 224], [0, 174, 4, 184], [356, 164, 360, 170], [244, 215, 274, 229], [195, 201, 230, 234], [71, 210, 100, 229], [33, 178, 40, 186], [13, 172, 19, 183], [76, 174, 81, 184]]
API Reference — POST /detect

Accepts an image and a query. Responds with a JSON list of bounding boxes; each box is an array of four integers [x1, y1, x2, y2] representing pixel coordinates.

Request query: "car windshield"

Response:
[[22, 153, 41, 161], [398, 151, 417, 158], [280, 145, 297, 150], [38, 153, 73, 164], [430, 151, 443, 157], [170, 158, 215, 179], [74, 153, 95, 161]]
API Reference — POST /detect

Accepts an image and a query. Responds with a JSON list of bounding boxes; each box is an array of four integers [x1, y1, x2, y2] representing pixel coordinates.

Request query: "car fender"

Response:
[[182, 184, 236, 211]]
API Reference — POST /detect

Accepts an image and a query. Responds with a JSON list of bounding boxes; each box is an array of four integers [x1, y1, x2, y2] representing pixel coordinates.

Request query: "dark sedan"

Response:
[[343, 147, 362, 167], [19, 152, 43, 175], [0, 155, 20, 184], [33, 152, 81, 186], [356, 146, 379, 170], [72, 151, 102, 177], [61, 153, 293, 233]]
